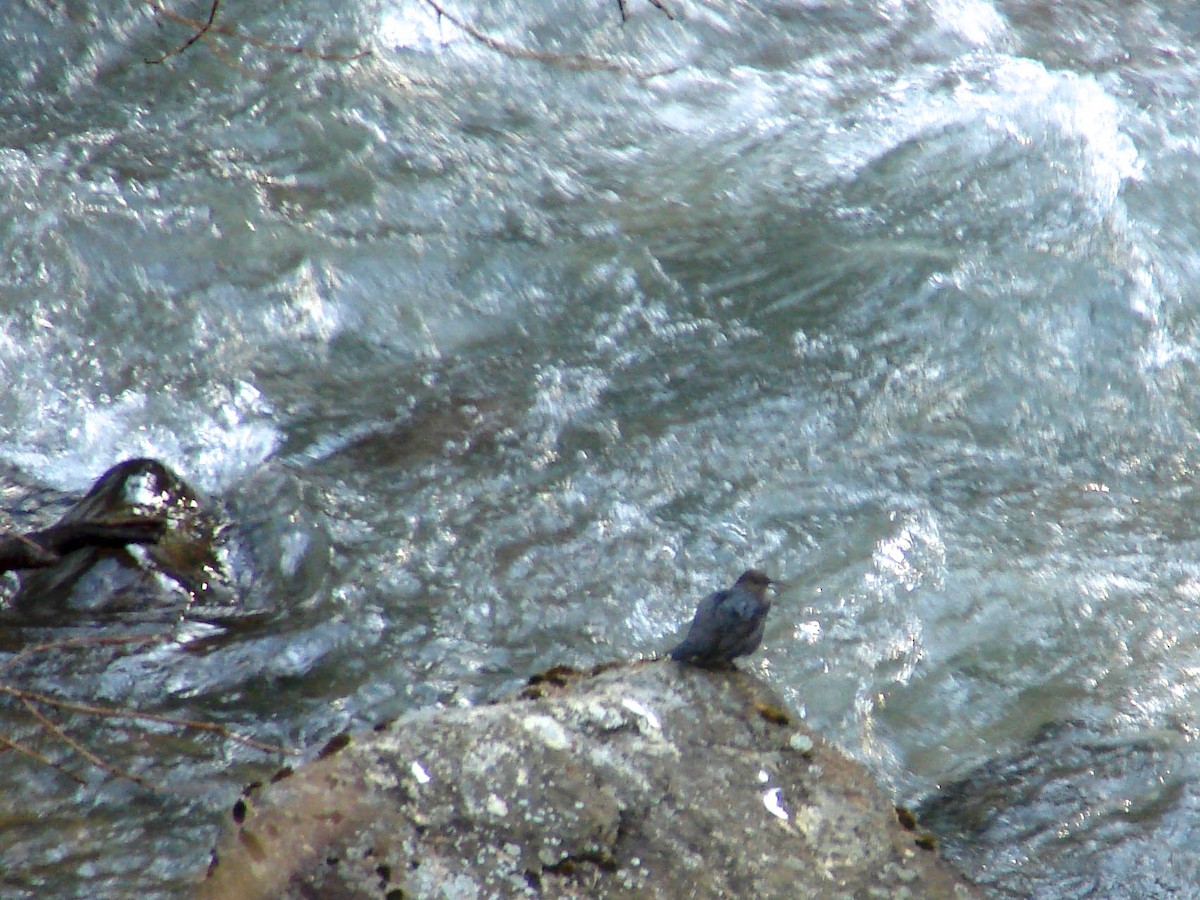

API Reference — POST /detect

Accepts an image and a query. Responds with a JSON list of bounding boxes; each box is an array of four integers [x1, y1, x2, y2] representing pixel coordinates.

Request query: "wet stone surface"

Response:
[[201, 661, 978, 898]]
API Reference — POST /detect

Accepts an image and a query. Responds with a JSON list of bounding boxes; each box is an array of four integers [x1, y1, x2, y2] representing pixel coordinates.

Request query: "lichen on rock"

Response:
[[200, 661, 978, 898]]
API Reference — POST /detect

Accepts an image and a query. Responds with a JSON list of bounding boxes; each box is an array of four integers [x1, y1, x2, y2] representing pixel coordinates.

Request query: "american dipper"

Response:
[[669, 569, 773, 666]]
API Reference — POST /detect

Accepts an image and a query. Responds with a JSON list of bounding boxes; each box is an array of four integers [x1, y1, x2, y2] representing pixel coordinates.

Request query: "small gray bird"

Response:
[[669, 569, 774, 666]]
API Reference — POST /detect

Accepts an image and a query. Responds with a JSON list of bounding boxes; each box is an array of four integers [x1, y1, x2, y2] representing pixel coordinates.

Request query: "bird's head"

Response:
[[736, 569, 773, 590]]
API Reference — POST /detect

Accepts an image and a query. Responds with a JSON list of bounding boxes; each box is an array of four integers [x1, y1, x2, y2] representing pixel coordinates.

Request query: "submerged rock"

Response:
[[5, 458, 254, 624], [918, 719, 1189, 897], [200, 661, 977, 898]]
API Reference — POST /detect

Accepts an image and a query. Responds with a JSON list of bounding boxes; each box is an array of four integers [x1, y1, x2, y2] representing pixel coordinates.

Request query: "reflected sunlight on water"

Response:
[[3, 0, 1200, 896]]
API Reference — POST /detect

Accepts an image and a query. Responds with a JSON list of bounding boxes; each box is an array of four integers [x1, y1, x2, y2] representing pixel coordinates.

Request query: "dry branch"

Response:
[[0, 634, 169, 674], [0, 517, 166, 573], [19, 696, 159, 791], [143, 0, 372, 65], [0, 732, 87, 785], [0, 633, 294, 791], [0, 683, 291, 756], [421, 0, 681, 79], [617, 0, 675, 22]]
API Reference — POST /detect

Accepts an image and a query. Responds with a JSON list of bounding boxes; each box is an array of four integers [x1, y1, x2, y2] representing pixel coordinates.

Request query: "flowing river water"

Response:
[[3, 1, 1200, 896]]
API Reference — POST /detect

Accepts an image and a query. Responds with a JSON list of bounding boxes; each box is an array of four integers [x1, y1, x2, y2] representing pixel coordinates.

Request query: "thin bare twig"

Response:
[[618, 0, 675, 22], [0, 684, 292, 755], [9, 531, 57, 566], [143, 0, 372, 65], [207, 38, 266, 80], [422, 0, 680, 79], [146, 0, 221, 64], [647, 0, 676, 19], [0, 634, 171, 674], [20, 697, 159, 792], [0, 631, 291, 791], [0, 733, 87, 785]]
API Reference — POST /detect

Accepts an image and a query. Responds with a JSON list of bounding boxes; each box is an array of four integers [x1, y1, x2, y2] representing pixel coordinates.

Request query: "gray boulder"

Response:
[[200, 661, 977, 898]]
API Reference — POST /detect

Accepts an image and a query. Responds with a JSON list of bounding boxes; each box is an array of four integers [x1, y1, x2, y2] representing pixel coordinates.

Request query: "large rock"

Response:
[[200, 661, 978, 898]]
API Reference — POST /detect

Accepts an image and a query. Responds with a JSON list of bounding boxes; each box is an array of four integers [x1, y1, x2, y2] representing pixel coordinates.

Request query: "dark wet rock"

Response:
[[6, 458, 237, 621], [918, 719, 1191, 897], [201, 661, 978, 899]]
